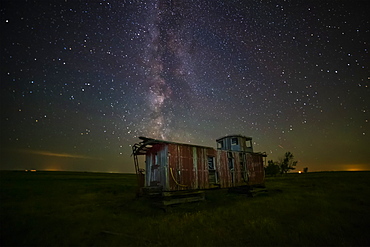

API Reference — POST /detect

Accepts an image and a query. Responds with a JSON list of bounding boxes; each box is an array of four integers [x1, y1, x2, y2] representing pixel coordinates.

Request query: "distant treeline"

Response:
[[265, 152, 308, 176]]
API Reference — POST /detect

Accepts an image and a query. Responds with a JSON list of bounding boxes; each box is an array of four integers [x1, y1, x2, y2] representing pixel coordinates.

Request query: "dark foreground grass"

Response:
[[1, 171, 369, 246]]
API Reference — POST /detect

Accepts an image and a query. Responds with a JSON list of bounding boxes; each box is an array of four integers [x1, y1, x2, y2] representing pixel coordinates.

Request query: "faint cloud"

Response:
[[14, 149, 102, 160]]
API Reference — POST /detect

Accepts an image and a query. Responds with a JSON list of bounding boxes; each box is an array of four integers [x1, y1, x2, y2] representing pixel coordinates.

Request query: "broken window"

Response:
[[208, 156, 217, 184], [231, 137, 238, 145], [154, 153, 158, 165], [217, 141, 223, 149], [228, 152, 234, 170], [208, 156, 215, 170]]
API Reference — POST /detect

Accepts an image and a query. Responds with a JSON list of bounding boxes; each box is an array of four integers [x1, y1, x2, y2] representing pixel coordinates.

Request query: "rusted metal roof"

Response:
[[216, 134, 252, 142], [132, 136, 213, 156]]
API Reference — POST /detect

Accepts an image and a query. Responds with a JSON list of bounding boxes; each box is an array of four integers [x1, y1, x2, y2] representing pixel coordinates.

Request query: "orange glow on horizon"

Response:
[[341, 164, 370, 172], [43, 168, 61, 171], [345, 168, 366, 172]]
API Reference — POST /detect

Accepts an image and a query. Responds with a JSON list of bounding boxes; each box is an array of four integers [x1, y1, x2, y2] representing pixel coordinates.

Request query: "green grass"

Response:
[[1, 171, 369, 246]]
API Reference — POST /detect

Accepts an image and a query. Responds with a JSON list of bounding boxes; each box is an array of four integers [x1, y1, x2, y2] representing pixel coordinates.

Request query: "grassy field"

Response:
[[1, 170, 369, 246]]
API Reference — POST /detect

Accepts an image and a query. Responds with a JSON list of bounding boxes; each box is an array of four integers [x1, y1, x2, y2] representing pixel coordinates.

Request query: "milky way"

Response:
[[142, 1, 198, 139], [1, 0, 369, 172]]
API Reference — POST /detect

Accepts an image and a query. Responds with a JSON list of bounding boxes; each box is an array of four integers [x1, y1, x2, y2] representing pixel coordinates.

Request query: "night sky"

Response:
[[1, 0, 369, 173]]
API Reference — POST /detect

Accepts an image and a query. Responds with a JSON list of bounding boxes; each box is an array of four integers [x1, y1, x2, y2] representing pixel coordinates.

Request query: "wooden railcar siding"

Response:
[[246, 153, 265, 185], [167, 144, 215, 191]]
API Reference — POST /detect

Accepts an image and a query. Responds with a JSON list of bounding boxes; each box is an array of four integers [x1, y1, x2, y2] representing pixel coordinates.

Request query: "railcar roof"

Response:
[[132, 136, 213, 156], [216, 134, 252, 142]]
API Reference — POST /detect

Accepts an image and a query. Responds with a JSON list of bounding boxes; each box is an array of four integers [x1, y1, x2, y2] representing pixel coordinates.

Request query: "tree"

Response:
[[265, 160, 280, 176], [279, 151, 298, 174], [303, 167, 308, 173]]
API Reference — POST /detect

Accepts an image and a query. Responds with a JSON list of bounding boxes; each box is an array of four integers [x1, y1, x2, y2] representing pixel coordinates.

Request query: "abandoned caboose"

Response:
[[132, 135, 267, 204]]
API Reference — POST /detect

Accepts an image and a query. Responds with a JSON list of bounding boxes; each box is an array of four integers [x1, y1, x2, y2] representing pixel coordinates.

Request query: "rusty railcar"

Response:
[[132, 135, 266, 198]]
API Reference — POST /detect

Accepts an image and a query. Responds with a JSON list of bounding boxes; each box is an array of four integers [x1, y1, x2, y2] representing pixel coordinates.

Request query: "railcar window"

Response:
[[231, 137, 238, 145], [155, 153, 158, 165], [208, 156, 215, 170], [217, 141, 223, 149], [228, 157, 234, 170]]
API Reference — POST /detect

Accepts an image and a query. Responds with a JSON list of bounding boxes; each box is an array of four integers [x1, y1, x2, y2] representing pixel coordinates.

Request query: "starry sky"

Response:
[[1, 0, 369, 173]]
